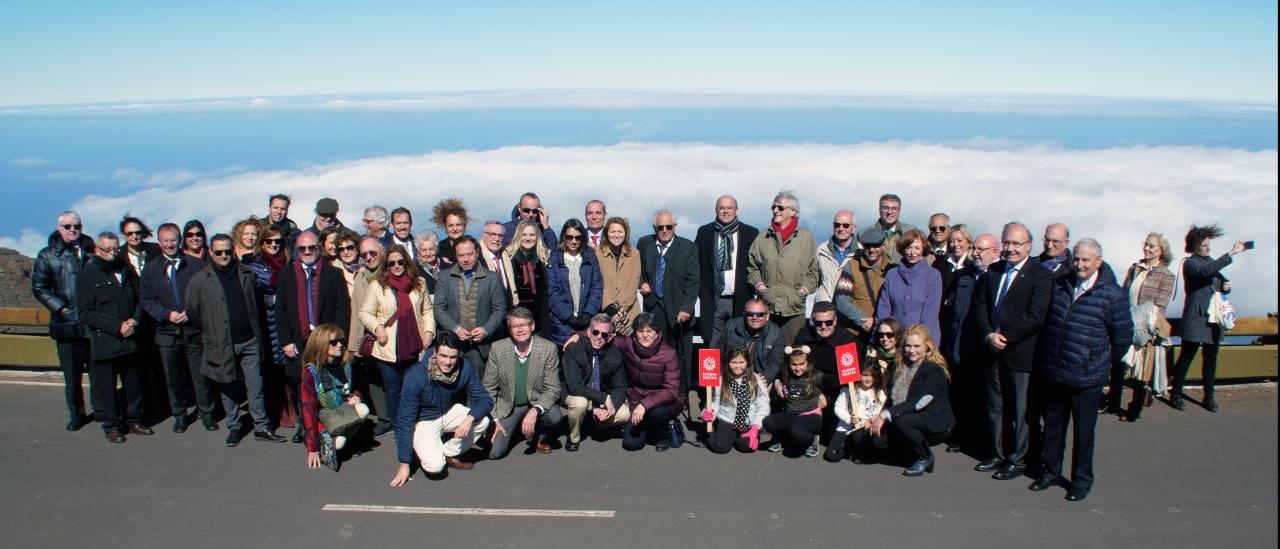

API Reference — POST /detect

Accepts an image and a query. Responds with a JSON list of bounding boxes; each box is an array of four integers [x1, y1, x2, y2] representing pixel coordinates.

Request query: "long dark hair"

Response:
[[782, 348, 822, 399], [182, 219, 207, 253], [1184, 224, 1224, 255], [558, 218, 587, 253], [375, 245, 424, 293], [720, 347, 761, 402]]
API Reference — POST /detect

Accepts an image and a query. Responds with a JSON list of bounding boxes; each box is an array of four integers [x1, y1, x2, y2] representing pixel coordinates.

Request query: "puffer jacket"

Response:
[[31, 231, 95, 340], [747, 225, 820, 317], [545, 249, 604, 345], [614, 332, 685, 414], [1038, 262, 1134, 388]]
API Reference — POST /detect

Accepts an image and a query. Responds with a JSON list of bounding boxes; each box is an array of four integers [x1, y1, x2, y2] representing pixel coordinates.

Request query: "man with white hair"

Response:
[[748, 190, 820, 344], [32, 210, 98, 432], [362, 205, 392, 247], [639, 209, 700, 390], [816, 209, 859, 303], [1029, 238, 1132, 502]]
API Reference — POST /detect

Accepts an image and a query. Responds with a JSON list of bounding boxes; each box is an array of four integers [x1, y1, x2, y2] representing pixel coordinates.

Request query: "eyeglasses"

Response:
[[124, 231, 144, 237], [329, 338, 344, 347], [771, 204, 788, 211], [877, 332, 896, 339], [186, 231, 204, 238], [510, 322, 532, 330], [360, 250, 380, 258], [929, 226, 949, 233], [653, 224, 674, 231], [589, 329, 610, 337], [97, 247, 119, 254], [263, 238, 282, 245], [813, 319, 836, 327], [1046, 239, 1068, 246], [563, 234, 582, 242], [61, 224, 83, 231], [210, 249, 232, 257], [337, 244, 357, 252], [362, 219, 378, 225], [879, 205, 900, 212], [387, 259, 406, 267], [297, 245, 319, 253], [1001, 240, 1029, 248], [743, 311, 768, 319], [483, 231, 504, 238], [865, 242, 885, 248], [833, 223, 852, 229]]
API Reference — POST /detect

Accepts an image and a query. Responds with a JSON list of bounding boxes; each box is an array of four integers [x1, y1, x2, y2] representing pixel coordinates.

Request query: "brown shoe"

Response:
[[105, 430, 126, 443], [128, 424, 155, 436], [536, 440, 553, 454], [445, 456, 474, 470]]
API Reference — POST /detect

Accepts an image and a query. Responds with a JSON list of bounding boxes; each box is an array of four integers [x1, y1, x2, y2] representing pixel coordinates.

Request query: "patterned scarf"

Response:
[[730, 376, 751, 431], [429, 354, 460, 385]]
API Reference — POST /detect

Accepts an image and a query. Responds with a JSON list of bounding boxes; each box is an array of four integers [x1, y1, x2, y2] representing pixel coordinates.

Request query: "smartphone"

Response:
[[1243, 240, 1255, 250]]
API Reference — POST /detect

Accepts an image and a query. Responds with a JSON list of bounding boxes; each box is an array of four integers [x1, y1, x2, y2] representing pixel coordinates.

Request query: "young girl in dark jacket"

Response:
[[763, 347, 827, 457]]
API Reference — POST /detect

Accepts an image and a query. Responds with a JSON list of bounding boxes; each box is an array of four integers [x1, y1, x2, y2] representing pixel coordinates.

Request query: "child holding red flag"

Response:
[[702, 348, 770, 453], [825, 366, 888, 463]]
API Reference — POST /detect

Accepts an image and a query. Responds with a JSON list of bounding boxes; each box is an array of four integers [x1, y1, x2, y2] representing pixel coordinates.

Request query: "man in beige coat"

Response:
[[747, 190, 820, 344], [484, 307, 562, 459]]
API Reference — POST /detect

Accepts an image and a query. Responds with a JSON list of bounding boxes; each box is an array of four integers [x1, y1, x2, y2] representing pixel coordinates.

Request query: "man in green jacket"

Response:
[[747, 190, 820, 344]]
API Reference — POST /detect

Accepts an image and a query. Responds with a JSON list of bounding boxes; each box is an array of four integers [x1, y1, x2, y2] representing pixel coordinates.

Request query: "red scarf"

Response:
[[261, 250, 287, 285], [772, 217, 798, 244], [293, 261, 322, 342], [386, 273, 423, 362]]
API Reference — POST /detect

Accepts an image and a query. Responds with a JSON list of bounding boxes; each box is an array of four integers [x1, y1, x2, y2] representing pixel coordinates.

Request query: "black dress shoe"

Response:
[[254, 430, 288, 443], [202, 417, 220, 432], [128, 424, 155, 436], [292, 425, 306, 443], [992, 464, 1026, 480], [974, 458, 1000, 472], [1065, 491, 1089, 502], [945, 443, 963, 454], [1203, 396, 1219, 412], [225, 428, 247, 447], [105, 430, 126, 443], [1029, 477, 1057, 492], [903, 454, 935, 477], [565, 440, 580, 452], [173, 415, 190, 433], [67, 418, 85, 432]]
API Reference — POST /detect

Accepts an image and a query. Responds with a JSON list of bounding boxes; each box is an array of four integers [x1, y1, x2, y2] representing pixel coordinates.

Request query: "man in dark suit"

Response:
[[695, 195, 759, 349], [433, 236, 509, 377], [940, 232, 998, 454], [139, 223, 217, 433], [561, 313, 630, 451], [970, 222, 1054, 480], [638, 209, 700, 392], [276, 231, 352, 394]]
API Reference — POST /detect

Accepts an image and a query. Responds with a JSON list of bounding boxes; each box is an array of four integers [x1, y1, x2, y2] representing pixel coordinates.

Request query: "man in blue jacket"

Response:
[[1029, 238, 1133, 502], [389, 333, 493, 484]]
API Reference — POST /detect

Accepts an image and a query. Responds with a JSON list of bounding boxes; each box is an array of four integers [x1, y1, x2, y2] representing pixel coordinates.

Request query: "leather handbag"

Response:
[[359, 314, 398, 356]]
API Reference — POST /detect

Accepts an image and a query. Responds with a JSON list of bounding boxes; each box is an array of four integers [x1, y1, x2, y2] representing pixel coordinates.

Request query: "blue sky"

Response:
[[2, 1, 1276, 105]]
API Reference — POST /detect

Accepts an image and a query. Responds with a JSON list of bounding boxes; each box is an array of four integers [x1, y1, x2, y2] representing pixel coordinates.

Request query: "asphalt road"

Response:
[[0, 380, 1274, 549]]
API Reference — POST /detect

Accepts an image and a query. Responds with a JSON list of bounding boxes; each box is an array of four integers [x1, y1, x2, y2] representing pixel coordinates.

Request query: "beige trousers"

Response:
[[412, 404, 491, 473], [564, 395, 630, 443]]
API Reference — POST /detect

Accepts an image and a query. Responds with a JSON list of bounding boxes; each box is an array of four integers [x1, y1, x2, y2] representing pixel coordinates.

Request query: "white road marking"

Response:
[[0, 380, 66, 387], [322, 504, 615, 518]]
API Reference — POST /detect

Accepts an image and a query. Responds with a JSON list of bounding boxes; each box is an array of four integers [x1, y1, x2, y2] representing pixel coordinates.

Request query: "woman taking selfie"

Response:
[[1169, 225, 1249, 412]]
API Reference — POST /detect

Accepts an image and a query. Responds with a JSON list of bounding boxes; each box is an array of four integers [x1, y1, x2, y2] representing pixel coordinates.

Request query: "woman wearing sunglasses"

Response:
[[248, 225, 296, 432], [358, 245, 436, 436], [181, 219, 208, 261], [546, 219, 604, 347], [300, 323, 370, 471], [331, 231, 362, 299]]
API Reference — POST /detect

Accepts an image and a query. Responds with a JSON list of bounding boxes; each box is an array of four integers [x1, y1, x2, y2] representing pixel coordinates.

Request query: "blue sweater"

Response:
[[1038, 262, 1134, 388], [394, 353, 494, 464]]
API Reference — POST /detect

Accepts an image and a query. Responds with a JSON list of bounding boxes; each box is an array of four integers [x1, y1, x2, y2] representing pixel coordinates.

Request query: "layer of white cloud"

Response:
[[10, 156, 49, 168], [6, 141, 1276, 316]]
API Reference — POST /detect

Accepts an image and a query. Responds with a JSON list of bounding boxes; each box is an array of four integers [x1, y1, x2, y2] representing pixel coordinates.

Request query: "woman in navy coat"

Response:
[[546, 219, 604, 346]]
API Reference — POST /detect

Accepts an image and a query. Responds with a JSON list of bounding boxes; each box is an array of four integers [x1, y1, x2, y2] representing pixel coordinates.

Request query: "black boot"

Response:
[[292, 424, 305, 444]]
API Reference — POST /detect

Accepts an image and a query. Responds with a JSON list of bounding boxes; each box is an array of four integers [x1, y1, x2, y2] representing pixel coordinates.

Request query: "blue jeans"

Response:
[[375, 359, 414, 427]]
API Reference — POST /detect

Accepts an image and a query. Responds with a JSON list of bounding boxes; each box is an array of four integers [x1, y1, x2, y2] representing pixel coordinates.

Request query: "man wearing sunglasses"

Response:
[[926, 213, 952, 266], [695, 195, 760, 349], [861, 193, 917, 264], [301, 197, 347, 247], [940, 232, 1000, 455], [792, 301, 858, 444], [139, 223, 219, 433], [186, 234, 286, 446], [748, 190, 820, 345], [638, 209, 700, 391], [362, 205, 394, 248], [502, 192, 557, 248], [835, 227, 895, 339], [816, 210, 859, 304], [276, 231, 352, 439], [721, 299, 786, 383], [32, 210, 99, 432], [561, 313, 630, 451]]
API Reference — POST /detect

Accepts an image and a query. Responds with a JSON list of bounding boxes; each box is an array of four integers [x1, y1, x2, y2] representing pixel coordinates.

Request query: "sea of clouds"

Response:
[[3, 141, 1275, 316]]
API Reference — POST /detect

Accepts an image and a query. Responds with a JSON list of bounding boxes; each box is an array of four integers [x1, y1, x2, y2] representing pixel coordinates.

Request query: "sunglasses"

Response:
[[589, 329, 610, 337], [654, 224, 674, 231], [337, 244, 357, 252], [877, 332, 896, 339], [521, 208, 538, 214], [124, 230, 144, 237], [743, 311, 768, 318], [210, 249, 232, 257], [186, 232, 204, 238], [297, 245, 320, 253], [362, 219, 378, 225], [864, 242, 885, 248], [929, 226, 949, 233], [329, 338, 344, 347], [832, 223, 852, 229], [61, 223, 83, 231], [771, 204, 788, 211], [563, 234, 582, 242], [360, 250, 380, 258], [263, 238, 282, 245], [813, 319, 836, 327], [387, 259, 406, 267]]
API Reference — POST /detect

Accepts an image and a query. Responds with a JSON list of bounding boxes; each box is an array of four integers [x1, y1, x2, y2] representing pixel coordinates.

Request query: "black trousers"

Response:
[[987, 364, 1031, 466], [948, 364, 984, 449], [1172, 342, 1219, 397], [622, 404, 676, 451], [90, 355, 145, 432], [157, 338, 216, 418], [56, 338, 95, 422], [706, 419, 754, 454], [824, 428, 887, 462], [889, 413, 949, 461], [1041, 382, 1102, 494], [763, 412, 822, 448], [652, 302, 693, 393]]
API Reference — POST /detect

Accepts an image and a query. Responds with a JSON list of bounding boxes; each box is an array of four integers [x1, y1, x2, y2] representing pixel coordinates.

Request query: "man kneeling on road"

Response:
[[390, 333, 492, 485], [561, 313, 630, 451]]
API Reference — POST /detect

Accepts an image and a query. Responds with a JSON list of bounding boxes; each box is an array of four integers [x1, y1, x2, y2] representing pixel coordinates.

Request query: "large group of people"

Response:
[[30, 190, 1253, 501]]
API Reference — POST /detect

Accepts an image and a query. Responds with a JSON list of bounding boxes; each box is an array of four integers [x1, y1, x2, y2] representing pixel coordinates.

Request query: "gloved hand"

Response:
[[701, 409, 714, 423], [740, 425, 761, 451]]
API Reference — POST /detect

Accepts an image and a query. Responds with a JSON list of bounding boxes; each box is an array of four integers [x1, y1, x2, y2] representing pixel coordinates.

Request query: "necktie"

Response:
[[715, 235, 728, 296], [591, 234, 599, 247], [304, 266, 317, 329], [492, 254, 506, 288], [993, 264, 1018, 329], [167, 259, 182, 308], [655, 242, 668, 299], [590, 352, 601, 391]]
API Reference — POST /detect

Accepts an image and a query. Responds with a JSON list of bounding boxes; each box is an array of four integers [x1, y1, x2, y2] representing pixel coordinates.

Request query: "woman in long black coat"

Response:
[[1169, 225, 1248, 412]]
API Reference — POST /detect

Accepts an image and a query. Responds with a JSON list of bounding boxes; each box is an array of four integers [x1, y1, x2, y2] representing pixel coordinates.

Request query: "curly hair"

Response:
[[431, 197, 469, 229]]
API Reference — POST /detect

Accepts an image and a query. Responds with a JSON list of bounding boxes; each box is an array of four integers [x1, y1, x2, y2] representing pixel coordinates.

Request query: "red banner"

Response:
[[835, 342, 861, 384], [697, 349, 721, 387]]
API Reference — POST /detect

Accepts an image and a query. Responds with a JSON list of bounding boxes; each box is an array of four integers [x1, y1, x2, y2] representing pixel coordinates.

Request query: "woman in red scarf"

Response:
[[248, 225, 298, 434], [357, 245, 436, 434], [502, 219, 551, 337]]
